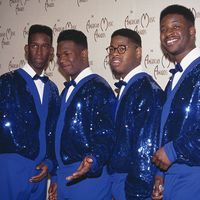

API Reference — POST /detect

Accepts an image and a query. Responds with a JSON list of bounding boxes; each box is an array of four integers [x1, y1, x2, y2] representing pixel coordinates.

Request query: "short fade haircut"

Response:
[[111, 28, 142, 47], [57, 29, 88, 49], [28, 24, 53, 44], [160, 4, 195, 26]]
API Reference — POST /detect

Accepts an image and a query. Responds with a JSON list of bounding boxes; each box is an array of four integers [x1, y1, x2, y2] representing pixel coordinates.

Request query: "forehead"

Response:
[[57, 40, 77, 49], [160, 13, 187, 25], [110, 35, 131, 45], [29, 32, 51, 43]]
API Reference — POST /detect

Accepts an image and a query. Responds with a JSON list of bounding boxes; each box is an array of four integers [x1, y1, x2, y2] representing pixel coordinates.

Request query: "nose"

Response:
[[36, 46, 42, 55], [112, 48, 120, 56], [165, 27, 174, 36], [58, 55, 65, 65]]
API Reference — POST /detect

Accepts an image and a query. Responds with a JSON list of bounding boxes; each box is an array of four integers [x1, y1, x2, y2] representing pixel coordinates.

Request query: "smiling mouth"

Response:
[[111, 59, 121, 66], [166, 38, 178, 46]]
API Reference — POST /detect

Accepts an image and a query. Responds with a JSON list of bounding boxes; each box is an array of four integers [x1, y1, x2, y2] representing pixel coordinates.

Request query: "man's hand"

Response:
[[29, 163, 48, 182], [48, 182, 57, 200], [151, 176, 164, 200], [66, 156, 93, 181], [152, 147, 171, 170]]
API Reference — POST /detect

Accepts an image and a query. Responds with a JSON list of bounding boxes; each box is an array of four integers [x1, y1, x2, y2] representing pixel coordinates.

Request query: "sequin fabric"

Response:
[[0, 70, 60, 162], [58, 75, 116, 174], [109, 73, 164, 199], [162, 64, 200, 165]]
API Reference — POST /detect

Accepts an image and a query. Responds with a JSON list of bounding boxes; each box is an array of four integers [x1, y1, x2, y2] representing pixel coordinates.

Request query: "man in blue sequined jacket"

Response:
[[0, 25, 60, 200], [152, 4, 200, 200], [48, 29, 116, 200], [106, 28, 164, 200]]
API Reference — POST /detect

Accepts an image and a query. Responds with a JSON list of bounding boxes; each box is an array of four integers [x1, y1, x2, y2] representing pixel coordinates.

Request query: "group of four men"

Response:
[[1, 4, 200, 200]]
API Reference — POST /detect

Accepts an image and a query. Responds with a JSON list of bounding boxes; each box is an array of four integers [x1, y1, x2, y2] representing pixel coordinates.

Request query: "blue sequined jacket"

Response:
[[55, 74, 116, 175], [0, 69, 60, 172], [109, 72, 164, 199], [161, 57, 200, 166]]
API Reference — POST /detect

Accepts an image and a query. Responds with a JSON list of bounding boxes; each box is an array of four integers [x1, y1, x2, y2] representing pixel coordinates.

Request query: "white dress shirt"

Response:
[[172, 47, 200, 89], [22, 63, 45, 103]]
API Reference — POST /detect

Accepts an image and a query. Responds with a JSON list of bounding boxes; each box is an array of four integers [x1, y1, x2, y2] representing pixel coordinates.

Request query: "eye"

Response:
[[160, 27, 166, 33], [173, 25, 180, 30], [106, 46, 114, 54], [64, 52, 72, 56], [42, 44, 51, 49], [30, 44, 38, 49], [118, 45, 126, 53]]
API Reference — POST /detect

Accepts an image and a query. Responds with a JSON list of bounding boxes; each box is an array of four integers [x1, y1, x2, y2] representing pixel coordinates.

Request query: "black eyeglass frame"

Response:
[[106, 45, 128, 55], [106, 44, 138, 55]]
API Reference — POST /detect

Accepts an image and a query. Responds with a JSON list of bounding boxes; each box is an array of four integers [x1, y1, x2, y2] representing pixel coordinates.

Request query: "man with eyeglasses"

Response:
[[107, 28, 164, 200]]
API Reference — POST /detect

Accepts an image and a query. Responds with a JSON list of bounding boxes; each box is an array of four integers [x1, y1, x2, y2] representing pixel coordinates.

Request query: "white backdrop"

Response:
[[1, 0, 200, 92]]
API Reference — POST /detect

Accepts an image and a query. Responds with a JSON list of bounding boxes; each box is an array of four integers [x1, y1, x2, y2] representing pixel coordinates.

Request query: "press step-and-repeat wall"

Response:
[[1, 0, 200, 92]]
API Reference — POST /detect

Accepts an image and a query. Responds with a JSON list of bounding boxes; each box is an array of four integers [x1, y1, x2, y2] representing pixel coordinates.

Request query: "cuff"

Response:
[[50, 175, 57, 184], [156, 169, 164, 177], [43, 159, 53, 173], [164, 141, 177, 163]]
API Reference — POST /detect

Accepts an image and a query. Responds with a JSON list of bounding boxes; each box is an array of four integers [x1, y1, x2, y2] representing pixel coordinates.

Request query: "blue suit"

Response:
[[55, 74, 116, 200], [0, 68, 60, 200], [160, 56, 200, 200], [109, 72, 164, 200]]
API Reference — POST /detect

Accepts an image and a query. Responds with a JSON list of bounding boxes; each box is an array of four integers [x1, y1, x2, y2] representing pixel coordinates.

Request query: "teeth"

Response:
[[112, 59, 120, 63], [166, 38, 178, 45]]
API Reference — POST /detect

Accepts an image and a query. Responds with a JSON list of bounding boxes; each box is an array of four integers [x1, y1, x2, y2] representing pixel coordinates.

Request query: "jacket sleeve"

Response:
[[86, 87, 116, 175], [167, 83, 200, 165]]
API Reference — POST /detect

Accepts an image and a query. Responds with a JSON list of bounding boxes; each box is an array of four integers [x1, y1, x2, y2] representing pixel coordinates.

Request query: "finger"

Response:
[[29, 171, 46, 182], [152, 182, 164, 199], [85, 157, 93, 163], [66, 170, 84, 181], [66, 157, 93, 181]]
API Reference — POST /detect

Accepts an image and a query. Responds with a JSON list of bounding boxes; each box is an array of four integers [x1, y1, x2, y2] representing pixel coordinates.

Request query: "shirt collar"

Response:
[[123, 64, 143, 83], [22, 63, 45, 78], [180, 47, 200, 71], [73, 67, 93, 84]]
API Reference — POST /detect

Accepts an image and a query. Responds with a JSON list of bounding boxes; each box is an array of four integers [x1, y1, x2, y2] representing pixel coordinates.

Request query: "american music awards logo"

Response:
[[124, 11, 155, 35], [52, 19, 77, 36], [9, 0, 30, 15], [144, 49, 171, 80], [45, 60, 57, 77], [44, 0, 56, 12], [0, 26, 15, 49], [86, 15, 113, 42], [8, 57, 25, 71], [103, 55, 109, 70]]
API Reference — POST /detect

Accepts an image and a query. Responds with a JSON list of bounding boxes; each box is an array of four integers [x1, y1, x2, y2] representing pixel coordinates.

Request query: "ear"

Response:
[[189, 26, 196, 38], [81, 49, 88, 61], [49, 47, 54, 62], [24, 44, 28, 60], [136, 46, 142, 60]]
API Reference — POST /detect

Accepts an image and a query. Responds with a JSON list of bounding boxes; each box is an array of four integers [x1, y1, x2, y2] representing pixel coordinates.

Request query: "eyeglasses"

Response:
[[106, 45, 128, 55]]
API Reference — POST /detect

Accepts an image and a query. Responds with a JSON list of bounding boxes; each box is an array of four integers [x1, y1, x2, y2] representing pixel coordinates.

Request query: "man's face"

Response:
[[25, 33, 53, 74], [160, 14, 196, 62], [108, 35, 141, 79], [56, 40, 86, 80]]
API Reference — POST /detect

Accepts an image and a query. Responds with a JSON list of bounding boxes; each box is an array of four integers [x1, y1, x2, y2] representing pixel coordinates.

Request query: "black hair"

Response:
[[111, 28, 141, 47], [28, 24, 53, 44], [160, 4, 195, 25], [57, 29, 88, 49]]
